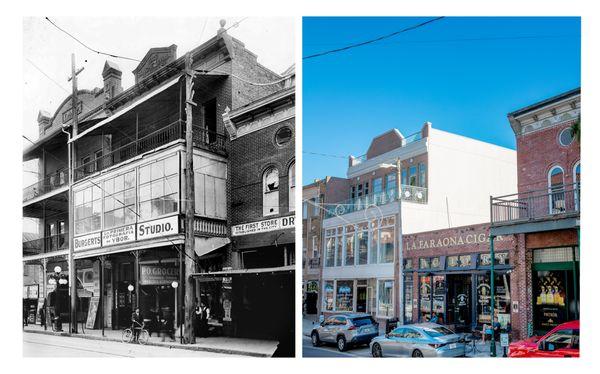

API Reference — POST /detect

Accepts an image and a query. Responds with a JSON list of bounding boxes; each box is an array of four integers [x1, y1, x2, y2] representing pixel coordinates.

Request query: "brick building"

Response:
[[317, 122, 517, 326], [490, 88, 580, 339], [302, 176, 349, 317], [22, 22, 294, 351], [402, 223, 517, 334]]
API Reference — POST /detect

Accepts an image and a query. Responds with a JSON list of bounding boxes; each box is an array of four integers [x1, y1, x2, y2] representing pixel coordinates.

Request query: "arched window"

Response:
[[288, 162, 295, 212], [574, 162, 580, 211], [263, 167, 279, 216], [548, 166, 565, 214]]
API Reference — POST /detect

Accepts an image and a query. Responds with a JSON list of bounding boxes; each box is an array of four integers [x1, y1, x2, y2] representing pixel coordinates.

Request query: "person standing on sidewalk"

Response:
[[23, 301, 28, 327], [198, 300, 210, 338], [131, 308, 143, 343]]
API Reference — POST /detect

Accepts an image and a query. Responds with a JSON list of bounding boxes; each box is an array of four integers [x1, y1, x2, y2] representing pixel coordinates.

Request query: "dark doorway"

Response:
[[356, 285, 367, 313], [446, 273, 472, 331]]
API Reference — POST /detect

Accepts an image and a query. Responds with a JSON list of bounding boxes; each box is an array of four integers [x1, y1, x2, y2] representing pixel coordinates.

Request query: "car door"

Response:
[[333, 316, 348, 341], [536, 328, 578, 357], [385, 327, 408, 357], [320, 317, 336, 342]]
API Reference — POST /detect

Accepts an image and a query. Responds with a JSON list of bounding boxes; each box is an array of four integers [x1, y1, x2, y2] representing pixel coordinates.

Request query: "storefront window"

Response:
[[336, 280, 354, 312], [378, 280, 394, 317], [379, 226, 394, 263], [419, 258, 431, 270], [479, 252, 509, 266], [74, 184, 102, 235], [404, 274, 413, 324], [419, 275, 431, 321], [404, 258, 413, 270], [432, 275, 446, 324], [345, 225, 355, 266], [324, 281, 334, 311], [476, 273, 511, 327], [447, 254, 473, 268], [104, 170, 136, 229], [138, 154, 179, 221], [357, 224, 369, 265]]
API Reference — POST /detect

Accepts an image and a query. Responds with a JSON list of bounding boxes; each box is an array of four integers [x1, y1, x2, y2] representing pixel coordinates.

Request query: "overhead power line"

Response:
[[303, 16, 446, 60], [303, 151, 347, 159], [45, 17, 140, 62]]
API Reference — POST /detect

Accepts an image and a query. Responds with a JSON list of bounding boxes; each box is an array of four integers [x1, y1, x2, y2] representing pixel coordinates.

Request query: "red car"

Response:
[[508, 320, 579, 358]]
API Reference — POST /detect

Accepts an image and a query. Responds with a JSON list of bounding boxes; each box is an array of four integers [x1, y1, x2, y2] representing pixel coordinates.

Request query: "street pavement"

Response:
[[23, 332, 245, 357]]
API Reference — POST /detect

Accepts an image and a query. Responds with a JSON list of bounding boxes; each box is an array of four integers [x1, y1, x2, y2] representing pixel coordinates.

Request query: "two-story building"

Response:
[[22, 23, 291, 342], [320, 122, 518, 325], [490, 88, 580, 339]]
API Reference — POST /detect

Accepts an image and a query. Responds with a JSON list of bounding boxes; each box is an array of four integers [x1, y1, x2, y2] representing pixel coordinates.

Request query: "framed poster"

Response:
[[86, 296, 100, 329]]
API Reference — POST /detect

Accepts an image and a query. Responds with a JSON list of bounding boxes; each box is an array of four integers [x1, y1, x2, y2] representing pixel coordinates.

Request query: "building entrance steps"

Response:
[[23, 324, 279, 357]]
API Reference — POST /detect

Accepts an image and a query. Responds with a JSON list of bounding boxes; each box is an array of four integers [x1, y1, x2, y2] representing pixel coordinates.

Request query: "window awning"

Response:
[[190, 265, 295, 278], [194, 237, 231, 258]]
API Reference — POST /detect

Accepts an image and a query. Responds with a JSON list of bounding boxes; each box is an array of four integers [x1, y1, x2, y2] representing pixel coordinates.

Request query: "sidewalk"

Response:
[[23, 324, 279, 357]]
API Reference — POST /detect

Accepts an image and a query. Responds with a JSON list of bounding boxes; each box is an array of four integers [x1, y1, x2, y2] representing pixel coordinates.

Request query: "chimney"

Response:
[[37, 110, 51, 136], [102, 61, 123, 101]]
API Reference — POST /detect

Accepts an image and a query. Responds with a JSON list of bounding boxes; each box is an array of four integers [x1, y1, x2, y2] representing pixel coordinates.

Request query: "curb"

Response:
[[24, 329, 272, 357]]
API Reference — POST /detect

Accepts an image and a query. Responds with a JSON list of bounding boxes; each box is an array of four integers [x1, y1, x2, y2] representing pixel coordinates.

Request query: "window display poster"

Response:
[[533, 271, 568, 331]]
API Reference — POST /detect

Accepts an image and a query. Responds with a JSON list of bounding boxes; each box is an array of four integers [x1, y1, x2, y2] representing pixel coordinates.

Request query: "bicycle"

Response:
[[122, 321, 149, 344]]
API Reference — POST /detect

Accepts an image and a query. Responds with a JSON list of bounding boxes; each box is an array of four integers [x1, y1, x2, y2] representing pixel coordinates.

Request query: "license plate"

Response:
[[449, 343, 458, 349], [363, 328, 373, 333]]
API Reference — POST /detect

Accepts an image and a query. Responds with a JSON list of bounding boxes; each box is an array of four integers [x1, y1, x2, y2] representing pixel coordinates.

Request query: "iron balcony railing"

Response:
[[491, 183, 580, 225], [74, 120, 227, 181], [23, 233, 68, 257], [324, 184, 428, 219], [23, 169, 69, 203]]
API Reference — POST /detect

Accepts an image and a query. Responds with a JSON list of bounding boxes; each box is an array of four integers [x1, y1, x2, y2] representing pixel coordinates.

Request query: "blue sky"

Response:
[[302, 17, 581, 185]]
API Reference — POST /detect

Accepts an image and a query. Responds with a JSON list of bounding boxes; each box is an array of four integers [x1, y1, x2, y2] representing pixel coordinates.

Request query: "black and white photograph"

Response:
[[21, 16, 295, 358]]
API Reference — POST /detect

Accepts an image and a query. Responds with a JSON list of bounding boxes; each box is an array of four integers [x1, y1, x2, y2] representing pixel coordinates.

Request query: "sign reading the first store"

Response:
[[231, 215, 295, 236]]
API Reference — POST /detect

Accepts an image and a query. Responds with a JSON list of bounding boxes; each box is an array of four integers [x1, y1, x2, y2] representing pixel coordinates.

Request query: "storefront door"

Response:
[[446, 274, 472, 331], [356, 285, 367, 313]]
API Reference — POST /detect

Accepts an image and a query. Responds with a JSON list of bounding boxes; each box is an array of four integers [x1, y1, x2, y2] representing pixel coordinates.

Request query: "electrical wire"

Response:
[[303, 151, 347, 159], [45, 17, 140, 62], [303, 16, 446, 60]]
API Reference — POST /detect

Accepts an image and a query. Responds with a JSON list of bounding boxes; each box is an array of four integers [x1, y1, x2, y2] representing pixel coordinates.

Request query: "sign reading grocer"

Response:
[[231, 215, 295, 236], [139, 264, 179, 285], [137, 215, 179, 240]]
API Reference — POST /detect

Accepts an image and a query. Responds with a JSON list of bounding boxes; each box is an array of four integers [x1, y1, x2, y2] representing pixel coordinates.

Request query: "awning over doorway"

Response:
[[194, 237, 231, 258], [190, 265, 295, 278]]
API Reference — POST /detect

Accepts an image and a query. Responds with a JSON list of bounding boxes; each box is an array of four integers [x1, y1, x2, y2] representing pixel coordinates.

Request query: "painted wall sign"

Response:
[[74, 232, 102, 251], [405, 232, 507, 251], [231, 215, 295, 236], [102, 224, 136, 246], [139, 264, 179, 285], [137, 215, 179, 241]]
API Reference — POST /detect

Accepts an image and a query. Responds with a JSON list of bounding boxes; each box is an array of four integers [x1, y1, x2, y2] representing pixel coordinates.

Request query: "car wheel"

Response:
[[412, 349, 424, 358], [372, 343, 383, 358], [311, 332, 321, 347], [337, 336, 347, 352]]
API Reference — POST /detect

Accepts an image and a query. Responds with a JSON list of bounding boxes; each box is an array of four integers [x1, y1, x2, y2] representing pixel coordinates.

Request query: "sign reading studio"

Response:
[[74, 215, 179, 252], [231, 215, 295, 236]]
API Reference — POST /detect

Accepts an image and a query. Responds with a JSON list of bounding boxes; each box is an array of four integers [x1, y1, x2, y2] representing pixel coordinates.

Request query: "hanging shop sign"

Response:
[[74, 232, 102, 251], [231, 215, 295, 236], [137, 215, 179, 241], [139, 264, 179, 285], [102, 224, 135, 246]]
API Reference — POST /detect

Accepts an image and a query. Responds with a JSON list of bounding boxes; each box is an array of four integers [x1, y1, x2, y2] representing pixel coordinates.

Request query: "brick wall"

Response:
[[516, 120, 580, 193]]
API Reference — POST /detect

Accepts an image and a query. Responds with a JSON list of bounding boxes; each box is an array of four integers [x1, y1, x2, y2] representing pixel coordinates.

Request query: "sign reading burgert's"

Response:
[[73, 215, 180, 252], [231, 215, 295, 236]]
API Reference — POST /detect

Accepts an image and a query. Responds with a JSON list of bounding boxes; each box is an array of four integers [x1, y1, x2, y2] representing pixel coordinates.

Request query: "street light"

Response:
[[171, 281, 182, 344], [127, 284, 134, 310], [54, 266, 62, 273]]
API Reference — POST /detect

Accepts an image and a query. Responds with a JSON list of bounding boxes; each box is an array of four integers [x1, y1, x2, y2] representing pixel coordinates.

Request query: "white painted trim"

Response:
[[347, 138, 428, 178]]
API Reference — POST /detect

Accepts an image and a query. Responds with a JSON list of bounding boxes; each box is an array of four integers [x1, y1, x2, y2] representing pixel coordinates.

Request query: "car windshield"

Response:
[[351, 317, 376, 327], [422, 326, 454, 337]]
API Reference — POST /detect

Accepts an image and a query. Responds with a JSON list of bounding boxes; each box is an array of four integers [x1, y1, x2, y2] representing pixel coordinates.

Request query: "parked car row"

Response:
[[310, 313, 580, 358]]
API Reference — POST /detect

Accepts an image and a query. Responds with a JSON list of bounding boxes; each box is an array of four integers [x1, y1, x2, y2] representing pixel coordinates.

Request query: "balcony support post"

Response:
[[489, 235, 497, 357], [41, 258, 47, 330], [395, 157, 404, 325]]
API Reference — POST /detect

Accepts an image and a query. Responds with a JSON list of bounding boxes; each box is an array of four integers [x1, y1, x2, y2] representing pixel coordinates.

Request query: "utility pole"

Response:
[[489, 235, 497, 357], [395, 158, 404, 324], [183, 52, 196, 344], [67, 53, 84, 333]]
